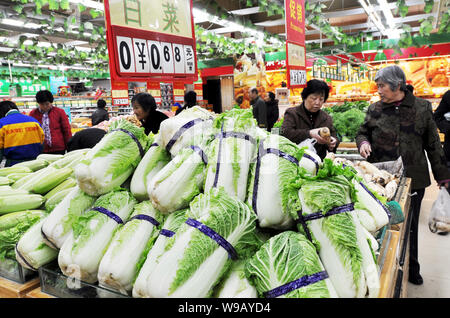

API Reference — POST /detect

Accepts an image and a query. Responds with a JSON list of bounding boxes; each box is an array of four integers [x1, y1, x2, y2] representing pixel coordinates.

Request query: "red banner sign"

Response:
[[285, 0, 307, 88]]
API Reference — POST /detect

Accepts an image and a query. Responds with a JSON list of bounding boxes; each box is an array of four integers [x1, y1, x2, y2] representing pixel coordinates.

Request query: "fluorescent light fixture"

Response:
[[362, 49, 378, 53], [387, 28, 402, 39], [358, 0, 387, 35], [69, 0, 104, 11], [1, 19, 24, 27], [377, 0, 396, 29], [192, 8, 282, 46]]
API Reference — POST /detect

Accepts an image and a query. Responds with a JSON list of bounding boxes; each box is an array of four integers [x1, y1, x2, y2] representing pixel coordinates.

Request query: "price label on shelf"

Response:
[[113, 98, 129, 106]]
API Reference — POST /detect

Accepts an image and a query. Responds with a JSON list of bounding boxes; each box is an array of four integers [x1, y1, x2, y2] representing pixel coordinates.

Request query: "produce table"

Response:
[[0, 276, 40, 298], [377, 177, 412, 298], [25, 287, 55, 298]]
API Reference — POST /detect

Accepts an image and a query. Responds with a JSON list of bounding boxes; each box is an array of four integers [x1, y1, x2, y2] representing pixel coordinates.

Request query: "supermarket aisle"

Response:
[[407, 179, 450, 298]]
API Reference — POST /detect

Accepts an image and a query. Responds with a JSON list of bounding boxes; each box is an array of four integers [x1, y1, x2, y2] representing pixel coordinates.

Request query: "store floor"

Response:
[[406, 179, 450, 298]]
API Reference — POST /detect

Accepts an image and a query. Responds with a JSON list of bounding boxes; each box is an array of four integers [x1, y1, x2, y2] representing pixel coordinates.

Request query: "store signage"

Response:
[[104, 0, 198, 105], [284, 0, 306, 88], [265, 60, 286, 71]]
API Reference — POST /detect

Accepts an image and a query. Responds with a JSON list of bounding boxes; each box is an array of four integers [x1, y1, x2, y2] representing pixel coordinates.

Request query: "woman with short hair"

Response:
[[281, 79, 339, 159], [356, 65, 450, 285], [132, 92, 169, 135]]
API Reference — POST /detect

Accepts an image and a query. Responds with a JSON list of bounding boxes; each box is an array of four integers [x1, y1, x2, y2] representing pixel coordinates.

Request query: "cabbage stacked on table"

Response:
[[0, 110, 393, 299]]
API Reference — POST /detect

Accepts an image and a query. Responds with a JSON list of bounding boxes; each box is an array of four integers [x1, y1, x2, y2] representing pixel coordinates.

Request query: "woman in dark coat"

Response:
[[281, 79, 339, 159], [434, 90, 450, 166], [132, 93, 169, 135]]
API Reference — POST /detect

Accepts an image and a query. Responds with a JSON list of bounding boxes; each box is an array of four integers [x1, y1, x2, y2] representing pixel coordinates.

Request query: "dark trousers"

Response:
[[409, 188, 426, 276]]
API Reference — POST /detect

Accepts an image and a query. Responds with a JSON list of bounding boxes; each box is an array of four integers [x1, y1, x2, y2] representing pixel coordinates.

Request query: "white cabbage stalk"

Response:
[[352, 179, 390, 233], [58, 190, 137, 283], [149, 146, 208, 214], [156, 106, 215, 157], [130, 142, 171, 201], [247, 134, 305, 229], [41, 186, 97, 249], [75, 120, 150, 196], [215, 260, 257, 298], [15, 217, 59, 271], [146, 188, 259, 298], [299, 149, 322, 175], [297, 176, 380, 298], [132, 209, 188, 298], [245, 231, 338, 298], [48, 149, 89, 169], [204, 108, 258, 201], [97, 201, 165, 295]]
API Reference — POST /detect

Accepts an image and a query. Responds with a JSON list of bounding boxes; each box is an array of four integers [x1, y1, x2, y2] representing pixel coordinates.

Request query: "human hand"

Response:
[[309, 128, 328, 144], [359, 142, 372, 159], [328, 136, 337, 151]]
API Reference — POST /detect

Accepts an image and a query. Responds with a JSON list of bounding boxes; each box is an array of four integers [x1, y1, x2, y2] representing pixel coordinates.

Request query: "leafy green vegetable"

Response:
[[245, 231, 337, 298]]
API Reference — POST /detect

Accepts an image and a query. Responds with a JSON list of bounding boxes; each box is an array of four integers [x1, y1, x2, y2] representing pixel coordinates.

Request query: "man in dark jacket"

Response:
[[356, 65, 450, 286], [265, 91, 279, 132], [175, 91, 197, 116], [281, 79, 339, 159], [434, 90, 450, 167], [250, 87, 268, 129], [91, 99, 109, 126]]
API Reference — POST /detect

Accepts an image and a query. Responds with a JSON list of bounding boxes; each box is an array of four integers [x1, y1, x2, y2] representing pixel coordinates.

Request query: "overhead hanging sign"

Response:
[[104, 0, 198, 85], [284, 0, 306, 88]]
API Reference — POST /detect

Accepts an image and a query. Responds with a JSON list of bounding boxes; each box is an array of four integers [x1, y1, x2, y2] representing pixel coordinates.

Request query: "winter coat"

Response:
[[433, 90, 450, 163], [266, 99, 279, 132], [356, 90, 450, 190], [251, 97, 268, 128], [141, 110, 169, 135], [0, 110, 44, 164], [91, 108, 109, 126], [67, 128, 106, 152], [281, 103, 339, 160], [29, 106, 72, 153]]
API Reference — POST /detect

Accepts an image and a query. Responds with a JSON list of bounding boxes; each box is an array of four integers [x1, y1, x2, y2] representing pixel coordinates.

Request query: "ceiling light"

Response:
[[1, 19, 24, 27], [69, 0, 104, 11]]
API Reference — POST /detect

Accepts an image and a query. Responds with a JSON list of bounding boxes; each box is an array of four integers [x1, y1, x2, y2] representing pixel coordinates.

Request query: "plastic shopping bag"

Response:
[[298, 138, 317, 154], [428, 187, 450, 233]]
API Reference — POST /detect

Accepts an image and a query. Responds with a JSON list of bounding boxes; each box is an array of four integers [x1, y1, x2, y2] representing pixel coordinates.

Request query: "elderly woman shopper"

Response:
[[281, 79, 339, 159], [132, 92, 169, 135], [356, 65, 450, 286]]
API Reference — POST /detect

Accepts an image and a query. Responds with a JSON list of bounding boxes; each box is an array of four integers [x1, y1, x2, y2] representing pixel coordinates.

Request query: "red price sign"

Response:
[[285, 0, 306, 88]]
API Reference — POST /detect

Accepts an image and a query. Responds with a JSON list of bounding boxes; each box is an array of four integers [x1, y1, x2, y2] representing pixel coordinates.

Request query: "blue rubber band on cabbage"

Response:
[[166, 118, 205, 152], [189, 145, 208, 165], [129, 214, 160, 227], [252, 142, 299, 215], [263, 271, 329, 298], [92, 206, 124, 224], [110, 128, 145, 157], [296, 203, 355, 242], [302, 152, 319, 172], [185, 217, 238, 260], [160, 229, 175, 237]]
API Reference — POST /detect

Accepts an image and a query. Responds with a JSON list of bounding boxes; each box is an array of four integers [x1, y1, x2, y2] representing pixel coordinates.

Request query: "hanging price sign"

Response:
[[284, 0, 306, 88], [104, 0, 198, 83]]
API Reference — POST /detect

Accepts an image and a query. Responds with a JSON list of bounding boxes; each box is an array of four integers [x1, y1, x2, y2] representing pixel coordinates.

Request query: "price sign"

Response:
[[104, 0, 198, 82], [113, 98, 129, 106], [289, 69, 307, 86]]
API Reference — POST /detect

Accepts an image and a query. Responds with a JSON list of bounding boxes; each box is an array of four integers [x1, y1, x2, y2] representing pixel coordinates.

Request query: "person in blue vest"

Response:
[[0, 101, 45, 167]]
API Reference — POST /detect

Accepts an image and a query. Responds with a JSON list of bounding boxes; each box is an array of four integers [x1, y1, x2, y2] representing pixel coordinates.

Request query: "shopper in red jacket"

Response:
[[30, 90, 72, 154]]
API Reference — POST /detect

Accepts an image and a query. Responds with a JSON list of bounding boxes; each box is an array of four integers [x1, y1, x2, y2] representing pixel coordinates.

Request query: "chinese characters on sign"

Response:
[[104, 0, 198, 80], [285, 0, 306, 88]]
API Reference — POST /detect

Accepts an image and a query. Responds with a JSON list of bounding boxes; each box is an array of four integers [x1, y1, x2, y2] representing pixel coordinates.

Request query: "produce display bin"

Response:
[[39, 261, 129, 298], [0, 258, 37, 284]]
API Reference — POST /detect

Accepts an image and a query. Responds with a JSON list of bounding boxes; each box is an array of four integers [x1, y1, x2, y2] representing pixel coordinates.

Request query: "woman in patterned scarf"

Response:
[[29, 90, 72, 154]]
